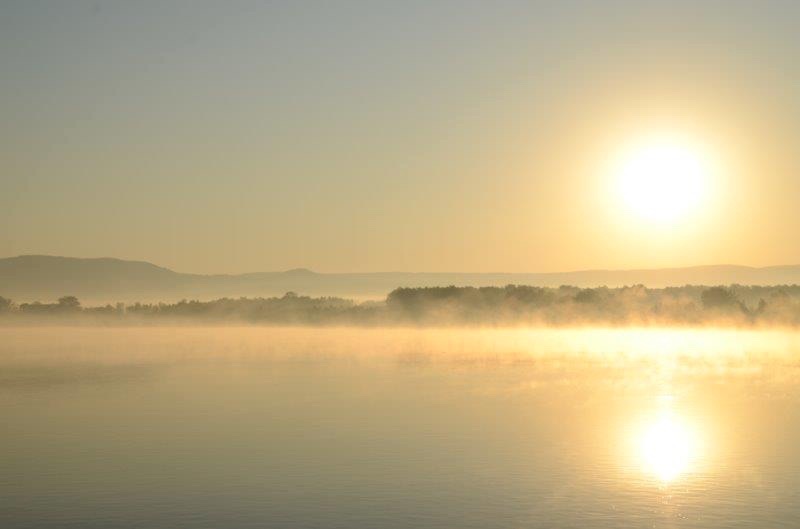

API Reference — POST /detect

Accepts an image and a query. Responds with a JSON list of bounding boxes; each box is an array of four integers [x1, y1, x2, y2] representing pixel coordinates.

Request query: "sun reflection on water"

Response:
[[637, 401, 700, 483]]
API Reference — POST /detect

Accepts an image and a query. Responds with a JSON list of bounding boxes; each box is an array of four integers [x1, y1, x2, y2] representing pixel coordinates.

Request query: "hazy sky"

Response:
[[2, 1, 799, 274]]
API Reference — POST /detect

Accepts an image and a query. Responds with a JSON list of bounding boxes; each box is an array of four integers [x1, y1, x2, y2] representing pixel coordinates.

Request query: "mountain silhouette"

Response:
[[2, 255, 800, 304]]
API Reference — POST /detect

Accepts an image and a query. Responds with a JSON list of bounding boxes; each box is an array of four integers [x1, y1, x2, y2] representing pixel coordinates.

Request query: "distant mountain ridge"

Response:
[[2, 255, 800, 304]]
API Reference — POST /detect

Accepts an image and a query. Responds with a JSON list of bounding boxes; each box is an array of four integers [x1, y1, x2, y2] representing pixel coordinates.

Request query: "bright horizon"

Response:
[[5, 253, 800, 276], [3, 1, 800, 274]]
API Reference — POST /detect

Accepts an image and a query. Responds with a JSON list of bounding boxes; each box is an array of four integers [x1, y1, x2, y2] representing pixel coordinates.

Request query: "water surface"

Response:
[[2, 326, 800, 528]]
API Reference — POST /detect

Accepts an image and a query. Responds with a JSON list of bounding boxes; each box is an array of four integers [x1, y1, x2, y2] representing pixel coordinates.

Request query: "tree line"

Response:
[[2, 284, 800, 326]]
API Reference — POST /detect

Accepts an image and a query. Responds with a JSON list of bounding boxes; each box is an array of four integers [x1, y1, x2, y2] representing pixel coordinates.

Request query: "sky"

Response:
[[2, 0, 799, 274]]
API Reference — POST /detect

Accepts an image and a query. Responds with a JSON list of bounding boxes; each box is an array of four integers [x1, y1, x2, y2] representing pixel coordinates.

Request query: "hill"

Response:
[[2, 255, 800, 304]]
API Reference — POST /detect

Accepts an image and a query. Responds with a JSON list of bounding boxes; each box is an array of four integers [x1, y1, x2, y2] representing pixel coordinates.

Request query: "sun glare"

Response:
[[615, 136, 713, 224], [638, 411, 697, 483]]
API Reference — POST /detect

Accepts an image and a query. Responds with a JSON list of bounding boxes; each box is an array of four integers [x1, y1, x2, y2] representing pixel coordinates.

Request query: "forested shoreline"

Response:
[[3, 284, 800, 326]]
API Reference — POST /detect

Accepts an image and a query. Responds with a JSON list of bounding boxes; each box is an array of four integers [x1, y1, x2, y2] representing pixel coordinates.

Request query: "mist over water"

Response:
[[2, 326, 800, 528]]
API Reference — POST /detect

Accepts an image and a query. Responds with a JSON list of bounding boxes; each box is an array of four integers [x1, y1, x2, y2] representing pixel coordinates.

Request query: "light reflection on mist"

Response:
[[1, 326, 800, 383]]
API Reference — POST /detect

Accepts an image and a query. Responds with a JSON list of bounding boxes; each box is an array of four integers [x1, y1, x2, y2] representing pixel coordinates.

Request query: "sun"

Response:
[[614, 135, 713, 224]]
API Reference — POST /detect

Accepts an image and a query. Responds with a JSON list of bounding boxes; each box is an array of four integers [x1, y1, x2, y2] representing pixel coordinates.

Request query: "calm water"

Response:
[[2, 326, 800, 528]]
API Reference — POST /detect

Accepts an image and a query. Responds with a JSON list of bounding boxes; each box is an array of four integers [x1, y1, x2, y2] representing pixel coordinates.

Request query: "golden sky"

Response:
[[2, 1, 799, 273]]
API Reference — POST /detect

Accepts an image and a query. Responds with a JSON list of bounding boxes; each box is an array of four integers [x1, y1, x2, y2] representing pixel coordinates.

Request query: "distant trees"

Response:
[[18, 295, 83, 315], [700, 287, 748, 319], [574, 288, 600, 304], [701, 287, 740, 310], [57, 296, 81, 309], [385, 284, 800, 325], [387, 285, 555, 322], [118, 293, 358, 323], [0, 296, 13, 313], [3, 284, 800, 326]]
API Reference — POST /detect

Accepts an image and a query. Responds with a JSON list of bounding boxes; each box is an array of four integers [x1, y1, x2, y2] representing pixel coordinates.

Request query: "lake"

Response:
[[2, 326, 800, 528]]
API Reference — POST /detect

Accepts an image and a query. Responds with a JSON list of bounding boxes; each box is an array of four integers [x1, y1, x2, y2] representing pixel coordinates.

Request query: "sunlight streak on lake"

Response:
[[637, 402, 699, 483], [2, 326, 800, 528]]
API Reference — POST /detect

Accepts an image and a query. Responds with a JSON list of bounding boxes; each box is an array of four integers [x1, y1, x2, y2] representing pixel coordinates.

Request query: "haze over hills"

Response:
[[2, 255, 800, 304]]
